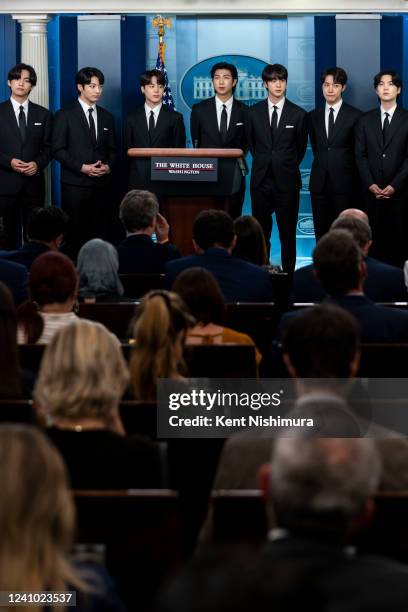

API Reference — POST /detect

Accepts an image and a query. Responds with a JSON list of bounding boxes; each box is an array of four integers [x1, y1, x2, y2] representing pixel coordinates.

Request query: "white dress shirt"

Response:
[[268, 97, 285, 127], [78, 97, 98, 139], [145, 103, 162, 128], [215, 95, 233, 130], [325, 99, 343, 137], [380, 104, 397, 128], [10, 96, 29, 125]]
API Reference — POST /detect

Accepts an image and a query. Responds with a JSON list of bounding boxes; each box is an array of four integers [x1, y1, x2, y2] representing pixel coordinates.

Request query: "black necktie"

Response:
[[149, 110, 155, 143], [271, 105, 278, 144], [19, 105, 27, 142], [220, 104, 228, 144], [328, 107, 335, 141], [88, 108, 96, 146], [383, 112, 390, 142]]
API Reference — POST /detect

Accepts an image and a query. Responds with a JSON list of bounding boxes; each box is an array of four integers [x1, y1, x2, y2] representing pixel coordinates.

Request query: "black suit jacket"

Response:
[[117, 234, 180, 274], [308, 102, 362, 193], [355, 106, 408, 192], [291, 256, 407, 304], [190, 97, 248, 150], [125, 105, 186, 189], [0, 258, 28, 305], [0, 241, 50, 270], [247, 98, 308, 192], [0, 99, 52, 196], [52, 101, 117, 187]]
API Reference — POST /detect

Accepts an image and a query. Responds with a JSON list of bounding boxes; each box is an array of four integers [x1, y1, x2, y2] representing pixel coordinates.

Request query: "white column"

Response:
[[12, 14, 51, 204]]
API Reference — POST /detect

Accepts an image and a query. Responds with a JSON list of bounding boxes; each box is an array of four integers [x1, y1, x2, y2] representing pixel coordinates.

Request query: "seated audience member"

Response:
[[232, 215, 269, 266], [308, 229, 408, 342], [0, 206, 69, 270], [173, 267, 261, 365], [0, 282, 29, 398], [77, 239, 125, 302], [291, 208, 406, 303], [255, 437, 408, 610], [166, 210, 273, 302], [34, 319, 162, 489], [0, 258, 28, 306], [117, 189, 180, 273], [17, 251, 78, 344], [129, 290, 194, 401], [0, 424, 125, 610]]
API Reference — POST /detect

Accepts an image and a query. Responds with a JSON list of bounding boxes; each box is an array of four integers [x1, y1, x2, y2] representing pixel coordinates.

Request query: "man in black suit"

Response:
[[355, 70, 408, 267], [309, 67, 362, 241], [52, 66, 117, 257], [291, 208, 407, 303], [125, 69, 186, 191], [165, 209, 273, 302], [247, 64, 308, 273], [117, 189, 180, 274], [0, 206, 69, 270], [190, 61, 248, 218], [255, 436, 408, 611], [0, 63, 52, 249]]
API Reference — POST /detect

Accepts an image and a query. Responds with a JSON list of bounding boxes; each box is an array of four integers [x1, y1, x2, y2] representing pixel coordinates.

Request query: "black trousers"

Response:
[[61, 178, 112, 260], [251, 170, 299, 273], [311, 176, 355, 242], [0, 186, 44, 250], [364, 191, 406, 268]]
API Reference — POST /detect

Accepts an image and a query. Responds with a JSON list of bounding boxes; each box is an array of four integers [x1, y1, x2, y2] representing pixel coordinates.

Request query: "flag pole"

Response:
[[153, 14, 172, 64]]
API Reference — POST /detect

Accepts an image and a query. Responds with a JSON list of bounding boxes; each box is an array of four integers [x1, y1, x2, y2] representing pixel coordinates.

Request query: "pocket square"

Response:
[[103, 127, 109, 131], [34, 122, 42, 126], [285, 125, 294, 128], [236, 122, 244, 126]]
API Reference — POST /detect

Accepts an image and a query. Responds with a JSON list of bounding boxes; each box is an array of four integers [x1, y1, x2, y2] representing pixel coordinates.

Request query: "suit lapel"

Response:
[[384, 105, 402, 149], [75, 100, 94, 146], [372, 108, 383, 150], [275, 100, 293, 144], [226, 99, 239, 144], [152, 105, 168, 145], [209, 98, 222, 145], [317, 106, 328, 145], [136, 106, 150, 146], [329, 103, 346, 144], [6, 99, 23, 143]]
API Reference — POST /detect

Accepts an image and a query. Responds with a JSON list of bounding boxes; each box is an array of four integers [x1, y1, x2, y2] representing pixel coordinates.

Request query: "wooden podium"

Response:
[[127, 148, 245, 255]]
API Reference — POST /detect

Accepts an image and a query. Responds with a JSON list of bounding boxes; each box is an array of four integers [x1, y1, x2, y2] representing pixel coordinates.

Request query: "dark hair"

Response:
[[0, 282, 22, 398], [330, 216, 372, 249], [262, 63, 288, 83], [233, 216, 269, 266], [192, 210, 235, 250], [210, 62, 239, 93], [282, 304, 360, 378], [320, 67, 348, 86], [8, 63, 37, 86], [313, 230, 362, 296], [374, 70, 402, 90], [75, 67, 105, 89], [140, 69, 165, 87], [27, 207, 69, 243], [119, 190, 159, 232], [173, 268, 225, 325]]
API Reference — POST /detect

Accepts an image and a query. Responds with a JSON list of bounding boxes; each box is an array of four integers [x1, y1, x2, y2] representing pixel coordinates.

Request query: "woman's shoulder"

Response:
[[222, 327, 255, 345]]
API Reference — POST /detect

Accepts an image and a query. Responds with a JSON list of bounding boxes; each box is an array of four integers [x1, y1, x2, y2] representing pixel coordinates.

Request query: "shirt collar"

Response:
[[145, 102, 162, 118], [380, 104, 397, 119], [325, 99, 343, 114], [215, 95, 233, 111], [268, 97, 285, 112], [10, 96, 29, 113], [78, 97, 96, 114]]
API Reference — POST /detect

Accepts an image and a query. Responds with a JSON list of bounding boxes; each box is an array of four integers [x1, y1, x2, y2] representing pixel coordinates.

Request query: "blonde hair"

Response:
[[34, 319, 129, 420], [0, 425, 83, 607], [129, 291, 194, 401]]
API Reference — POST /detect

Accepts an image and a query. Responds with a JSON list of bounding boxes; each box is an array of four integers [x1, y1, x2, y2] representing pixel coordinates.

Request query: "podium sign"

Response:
[[151, 157, 218, 182]]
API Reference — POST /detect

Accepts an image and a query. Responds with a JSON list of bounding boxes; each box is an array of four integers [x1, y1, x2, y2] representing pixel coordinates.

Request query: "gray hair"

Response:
[[270, 438, 381, 524], [119, 190, 159, 232], [77, 239, 123, 298], [331, 215, 372, 249]]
